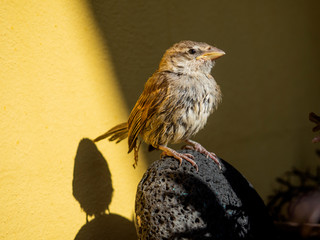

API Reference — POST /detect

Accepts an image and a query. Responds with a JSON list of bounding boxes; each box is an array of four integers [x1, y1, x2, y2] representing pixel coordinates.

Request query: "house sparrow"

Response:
[[94, 40, 225, 171]]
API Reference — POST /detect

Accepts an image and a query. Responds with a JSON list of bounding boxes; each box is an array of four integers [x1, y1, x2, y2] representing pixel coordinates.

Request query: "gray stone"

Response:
[[135, 150, 275, 239]]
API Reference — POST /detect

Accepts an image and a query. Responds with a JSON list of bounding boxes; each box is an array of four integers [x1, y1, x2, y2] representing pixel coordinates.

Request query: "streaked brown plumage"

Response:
[[94, 40, 225, 171]]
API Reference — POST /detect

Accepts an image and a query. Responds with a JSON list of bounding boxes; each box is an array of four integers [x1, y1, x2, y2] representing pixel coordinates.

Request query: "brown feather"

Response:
[[127, 72, 169, 152], [93, 122, 128, 143]]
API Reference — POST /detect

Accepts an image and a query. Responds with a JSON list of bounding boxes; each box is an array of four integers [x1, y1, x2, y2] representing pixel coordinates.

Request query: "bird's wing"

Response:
[[127, 72, 169, 153]]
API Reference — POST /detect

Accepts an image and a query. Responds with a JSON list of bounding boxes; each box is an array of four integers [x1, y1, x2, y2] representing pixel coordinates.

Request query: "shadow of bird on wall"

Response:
[[72, 138, 136, 240]]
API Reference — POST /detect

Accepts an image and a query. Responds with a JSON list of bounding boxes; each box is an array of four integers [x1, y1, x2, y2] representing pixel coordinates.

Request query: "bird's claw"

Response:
[[177, 153, 198, 171], [185, 140, 221, 170], [184, 153, 195, 159], [160, 146, 198, 171]]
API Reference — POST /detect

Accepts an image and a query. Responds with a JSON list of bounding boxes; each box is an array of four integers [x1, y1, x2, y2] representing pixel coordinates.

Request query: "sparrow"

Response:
[[94, 40, 225, 171]]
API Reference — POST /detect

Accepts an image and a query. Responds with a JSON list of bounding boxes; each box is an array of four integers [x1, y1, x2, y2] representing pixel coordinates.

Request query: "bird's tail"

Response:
[[94, 122, 128, 143]]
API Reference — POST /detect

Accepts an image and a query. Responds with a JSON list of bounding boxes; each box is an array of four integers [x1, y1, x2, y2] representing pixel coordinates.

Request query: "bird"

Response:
[[94, 40, 225, 171]]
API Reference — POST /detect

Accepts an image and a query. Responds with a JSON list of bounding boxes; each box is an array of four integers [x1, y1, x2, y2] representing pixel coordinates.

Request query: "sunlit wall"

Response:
[[1, 1, 146, 239]]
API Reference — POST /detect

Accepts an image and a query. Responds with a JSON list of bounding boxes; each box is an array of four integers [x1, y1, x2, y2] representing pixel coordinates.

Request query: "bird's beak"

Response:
[[196, 47, 225, 61]]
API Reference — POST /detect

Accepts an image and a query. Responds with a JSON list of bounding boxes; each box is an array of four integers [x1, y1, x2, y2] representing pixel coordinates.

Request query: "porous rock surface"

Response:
[[135, 150, 275, 239]]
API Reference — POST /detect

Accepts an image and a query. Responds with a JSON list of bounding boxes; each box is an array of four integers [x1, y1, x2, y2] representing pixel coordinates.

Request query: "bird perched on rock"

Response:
[[94, 40, 225, 171]]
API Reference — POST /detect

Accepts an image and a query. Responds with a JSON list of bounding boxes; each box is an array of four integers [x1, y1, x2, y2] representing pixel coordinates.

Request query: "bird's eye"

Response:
[[188, 48, 196, 54]]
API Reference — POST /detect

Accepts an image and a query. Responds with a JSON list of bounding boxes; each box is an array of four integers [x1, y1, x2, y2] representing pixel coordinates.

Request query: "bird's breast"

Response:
[[144, 74, 220, 146], [169, 79, 217, 142]]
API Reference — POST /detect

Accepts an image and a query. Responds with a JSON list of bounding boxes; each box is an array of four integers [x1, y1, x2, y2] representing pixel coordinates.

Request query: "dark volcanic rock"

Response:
[[135, 150, 275, 239]]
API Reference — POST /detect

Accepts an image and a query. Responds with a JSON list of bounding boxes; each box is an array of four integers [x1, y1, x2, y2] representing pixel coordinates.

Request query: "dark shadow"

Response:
[[222, 160, 275, 238], [169, 172, 249, 239], [73, 138, 113, 217], [75, 214, 137, 240], [73, 138, 137, 239], [173, 159, 276, 239]]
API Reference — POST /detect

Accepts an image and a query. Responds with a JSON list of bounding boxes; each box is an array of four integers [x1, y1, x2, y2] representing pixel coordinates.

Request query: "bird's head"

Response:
[[159, 40, 225, 75]]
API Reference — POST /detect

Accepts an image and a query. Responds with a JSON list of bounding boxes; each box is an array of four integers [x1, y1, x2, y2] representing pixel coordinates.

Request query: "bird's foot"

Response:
[[184, 139, 221, 169], [158, 145, 198, 171]]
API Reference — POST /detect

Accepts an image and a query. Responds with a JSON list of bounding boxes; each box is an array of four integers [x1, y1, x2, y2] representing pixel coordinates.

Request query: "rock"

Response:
[[135, 150, 275, 239]]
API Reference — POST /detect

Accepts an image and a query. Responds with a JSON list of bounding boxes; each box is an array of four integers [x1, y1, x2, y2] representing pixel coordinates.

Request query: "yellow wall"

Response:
[[1, 0, 320, 239], [1, 1, 146, 239]]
